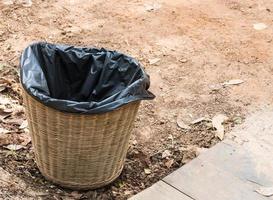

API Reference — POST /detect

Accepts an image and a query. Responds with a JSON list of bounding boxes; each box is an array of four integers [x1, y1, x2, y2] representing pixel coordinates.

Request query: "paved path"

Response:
[[130, 109, 273, 200]]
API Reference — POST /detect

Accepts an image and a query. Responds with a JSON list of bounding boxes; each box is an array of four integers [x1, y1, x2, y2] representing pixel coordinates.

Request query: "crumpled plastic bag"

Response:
[[20, 42, 155, 113]]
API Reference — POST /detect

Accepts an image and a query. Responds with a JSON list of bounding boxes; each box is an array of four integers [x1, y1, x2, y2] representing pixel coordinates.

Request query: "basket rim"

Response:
[[22, 88, 141, 116]]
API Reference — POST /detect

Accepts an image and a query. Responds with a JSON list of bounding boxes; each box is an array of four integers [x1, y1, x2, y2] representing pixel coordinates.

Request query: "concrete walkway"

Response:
[[130, 109, 273, 200]]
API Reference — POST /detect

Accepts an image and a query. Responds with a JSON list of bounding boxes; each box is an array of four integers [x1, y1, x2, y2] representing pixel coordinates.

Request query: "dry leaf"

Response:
[[209, 84, 223, 91], [0, 108, 12, 121], [182, 151, 196, 164], [19, 120, 28, 129], [0, 106, 13, 114], [5, 144, 24, 151], [70, 191, 82, 199], [19, 132, 31, 146], [0, 84, 6, 92], [253, 23, 268, 30], [233, 116, 243, 124], [124, 190, 132, 196], [167, 135, 173, 140], [177, 115, 190, 130], [144, 3, 161, 12], [5, 117, 24, 126], [255, 186, 273, 197], [212, 114, 228, 140], [165, 159, 174, 168], [0, 96, 10, 105], [191, 117, 211, 124], [0, 134, 14, 146], [162, 150, 171, 158], [195, 147, 208, 156], [132, 140, 137, 145], [179, 58, 188, 63], [12, 104, 24, 113], [144, 168, 151, 174], [148, 58, 160, 65], [0, 127, 10, 134], [222, 79, 244, 86]]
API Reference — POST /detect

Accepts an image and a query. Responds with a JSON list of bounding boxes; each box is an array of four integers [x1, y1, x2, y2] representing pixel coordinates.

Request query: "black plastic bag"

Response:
[[20, 42, 155, 113]]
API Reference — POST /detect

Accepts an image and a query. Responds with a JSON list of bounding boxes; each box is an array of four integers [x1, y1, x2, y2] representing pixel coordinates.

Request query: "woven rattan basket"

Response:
[[23, 92, 140, 190]]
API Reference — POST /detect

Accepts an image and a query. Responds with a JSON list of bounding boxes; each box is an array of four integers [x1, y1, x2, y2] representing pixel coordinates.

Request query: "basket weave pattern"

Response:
[[23, 92, 140, 189]]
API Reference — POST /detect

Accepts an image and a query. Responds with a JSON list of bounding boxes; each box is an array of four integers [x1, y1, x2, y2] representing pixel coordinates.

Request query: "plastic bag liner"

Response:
[[20, 42, 155, 114]]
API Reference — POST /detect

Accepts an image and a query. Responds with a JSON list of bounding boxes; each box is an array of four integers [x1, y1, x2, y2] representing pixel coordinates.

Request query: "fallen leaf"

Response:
[[124, 190, 132, 196], [253, 23, 268, 30], [233, 116, 243, 124], [22, 0, 32, 7], [148, 58, 160, 65], [5, 144, 24, 151], [0, 84, 6, 92], [222, 79, 244, 86], [0, 106, 13, 114], [19, 120, 28, 129], [0, 127, 10, 134], [19, 132, 31, 146], [5, 117, 24, 126], [191, 117, 211, 124], [177, 115, 191, 130], [0, 64, 5, 72], [179, 58, 188, 63], [0, 96, 10, 105], [212, 114, 228, 140], [255, 186, 273, 197], [165, 159, 174, 168], [182, 151, 196, 164], [209, 84, 223, 91], [0, 107, 12, 121], [132, 140, 137, 145], [195, 147, 208, 156], [12, 104, 24, 113], [144, 168, 151, 174], [167, 135, 173, 140], [162, 150, 171, 158], [144, 3, 161, 12], [70, 191, 82, 199]]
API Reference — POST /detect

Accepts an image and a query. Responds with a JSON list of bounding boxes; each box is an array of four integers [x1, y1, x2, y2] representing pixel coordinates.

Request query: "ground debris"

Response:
[[5, 144, 24, 151], [144, 3, 161, 12], [161, 150, 171, 158], [144, 168, 151, 175], [253, 23, 268, 30], [177, 115, 191, 130], [222, 79, 244, 86], [191, 117, 211, 124], [255, 186, 273, 197], [148, 58, 160, 65], [212, 114, 228, 140], [165, 159, 174, 168]]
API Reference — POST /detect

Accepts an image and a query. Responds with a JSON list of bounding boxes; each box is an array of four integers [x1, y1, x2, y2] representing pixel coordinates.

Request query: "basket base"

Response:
[[38, 165, 124, 190]]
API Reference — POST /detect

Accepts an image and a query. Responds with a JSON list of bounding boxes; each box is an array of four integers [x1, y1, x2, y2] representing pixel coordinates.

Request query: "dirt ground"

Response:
[[0, 0, 273, 199]]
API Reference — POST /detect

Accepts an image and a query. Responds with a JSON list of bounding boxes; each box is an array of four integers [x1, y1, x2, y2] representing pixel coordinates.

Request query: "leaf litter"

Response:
[[148, 58, 160, 65], [191, 117, 211, 124], [5, 144, 24, 151], [177, 115, 191, 130], [212, 114, 228, 140], [161, 150, 171, 158], [253, 23, 268, 31], [222, 79, 244, 86], [19, 120, 28, 129]]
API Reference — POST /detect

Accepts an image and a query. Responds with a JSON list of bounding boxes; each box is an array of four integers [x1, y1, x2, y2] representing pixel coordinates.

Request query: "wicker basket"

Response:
[[23, 91, 140, 190]]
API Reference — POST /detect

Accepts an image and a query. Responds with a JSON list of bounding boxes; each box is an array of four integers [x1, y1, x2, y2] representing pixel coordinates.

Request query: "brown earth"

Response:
[[0, 0, 272, 199]]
